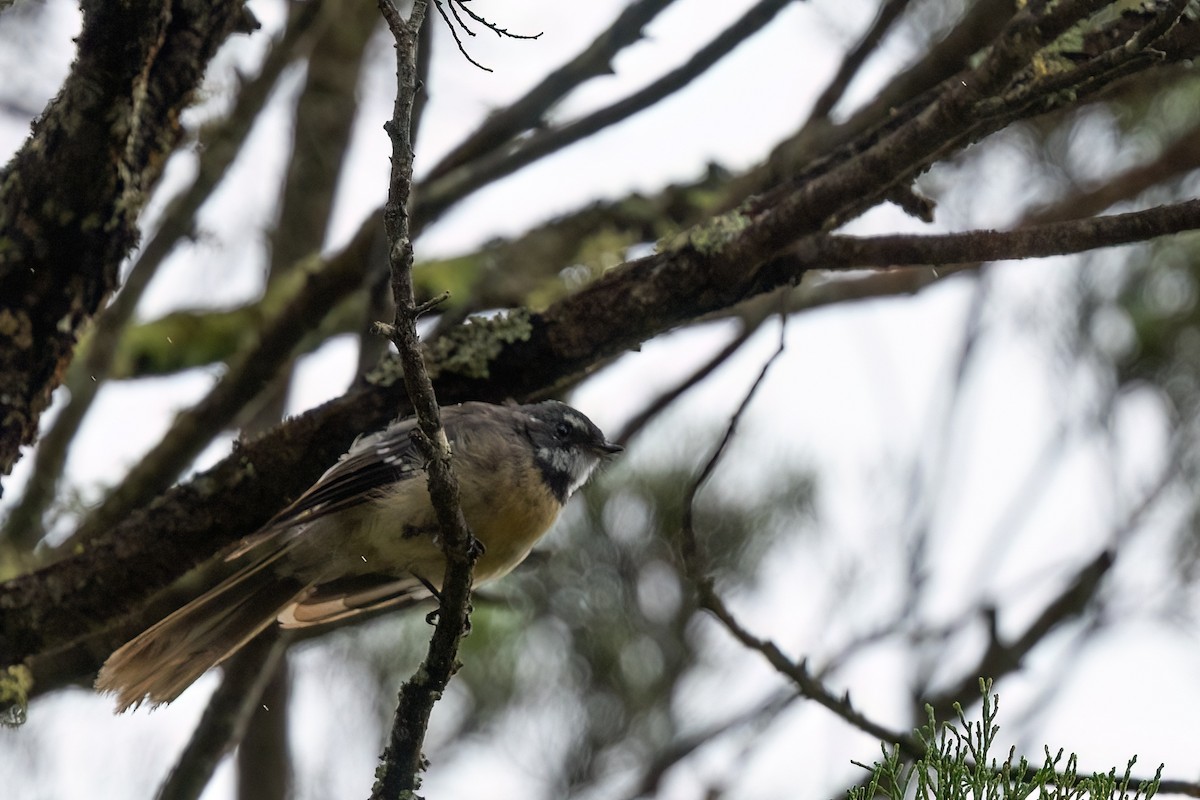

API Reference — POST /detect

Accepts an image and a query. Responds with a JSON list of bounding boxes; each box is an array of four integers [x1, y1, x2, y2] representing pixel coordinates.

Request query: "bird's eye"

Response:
[[555, 421, 572, 439]]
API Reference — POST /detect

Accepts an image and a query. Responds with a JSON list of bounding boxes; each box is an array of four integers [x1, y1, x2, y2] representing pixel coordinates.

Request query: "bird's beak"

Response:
[[596, 440, 623, 456]]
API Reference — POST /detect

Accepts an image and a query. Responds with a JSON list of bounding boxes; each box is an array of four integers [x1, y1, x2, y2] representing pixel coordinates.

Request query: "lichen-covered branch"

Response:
[[0, 0, 255, 483]]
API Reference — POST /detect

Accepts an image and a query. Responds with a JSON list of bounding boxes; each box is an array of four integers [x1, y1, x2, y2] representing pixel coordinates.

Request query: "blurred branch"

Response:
[[415, 0, 794, 232], [915, 390, 1186, 715], [677, 318, 924, 756], [357, 9, 434, 376], [808, 0, 913, 122], [104, 164, 729, 379], [424, 0, 679, 180], [919, 455, 1179, 724], [625, 689, 801, 800], [67, 235, 375, 548], [614, 316, 765, 448], [925, 549, 1115, 723], [371, 1, 479, 796], [729, 0, 1014, 202], [1029, 116, 1200, 224], [231, 4, 379, 795], [155, 630, 289, 800], [236, 659, 290, 800], [0, 2, 327, 556]]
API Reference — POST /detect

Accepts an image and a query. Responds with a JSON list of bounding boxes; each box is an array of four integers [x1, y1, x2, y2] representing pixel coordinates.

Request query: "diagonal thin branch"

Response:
[[415, 0, 794, 232], [613, 316, 766, 448], [677, 316, 924, 757], [808, 0, 913, 122], [155, 630, 289, 800], [424, 0, 679, 180]]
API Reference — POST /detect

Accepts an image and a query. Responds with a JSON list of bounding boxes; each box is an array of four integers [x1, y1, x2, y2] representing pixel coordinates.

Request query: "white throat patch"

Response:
[[538, 445, 600, 498]]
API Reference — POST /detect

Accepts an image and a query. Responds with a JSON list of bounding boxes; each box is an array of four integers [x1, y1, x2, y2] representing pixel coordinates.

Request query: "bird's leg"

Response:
[[415, 573, 474, 634]]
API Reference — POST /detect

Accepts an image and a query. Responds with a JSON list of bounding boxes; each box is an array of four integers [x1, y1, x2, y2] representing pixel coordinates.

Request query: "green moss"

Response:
[[425, 309, 533, 380], [657, 207, 751, 256]]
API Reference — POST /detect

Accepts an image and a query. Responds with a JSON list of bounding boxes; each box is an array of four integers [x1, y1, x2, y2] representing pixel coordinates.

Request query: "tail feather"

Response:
[[96, 557, 306, 712]]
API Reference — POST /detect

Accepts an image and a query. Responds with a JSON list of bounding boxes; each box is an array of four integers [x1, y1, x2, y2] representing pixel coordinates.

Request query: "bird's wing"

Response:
[[273, 419, 424, 526], [225, 416, 427, 560], [226, 405, 497, 561]]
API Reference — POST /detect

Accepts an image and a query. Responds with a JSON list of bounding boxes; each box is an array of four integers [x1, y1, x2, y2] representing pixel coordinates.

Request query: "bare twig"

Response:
[[431, 0, 539, 72], [677, 317, 924, 756], [614, 317, 765, 447], [425, 0, 678, 180], [431, 0, 490, 71], [446, 0, 539, 40], [371, 1, 478, 797]]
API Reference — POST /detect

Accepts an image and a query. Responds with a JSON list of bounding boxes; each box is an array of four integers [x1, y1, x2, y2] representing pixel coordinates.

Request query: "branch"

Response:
[[1028, 116, 1200, 224], [925, 549, 1114, 726], [613, 316, 764, 448], [0, 0, 254, 482], [415, 0, 793, 231], [371, 2, 477, 797], [66, 235, 374, 548], [0, 3, 326, 554], [431, 0, 540, 72], [424, 0, 678, 179], [785, 199, 1200, 270], [1, 178, 1197, 681], [7, 193, 1200, 682], [925, 457, 1181, 723], [732, 0, 1014, 202], [677, 319, 924, 757], [740, 1, 1165, 260], [155, 630, 289, 800], [807, 0, 913, 122]]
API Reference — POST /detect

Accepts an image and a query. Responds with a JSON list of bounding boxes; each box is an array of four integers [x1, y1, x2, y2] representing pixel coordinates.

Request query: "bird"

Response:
[[96, 400, 622, 711]]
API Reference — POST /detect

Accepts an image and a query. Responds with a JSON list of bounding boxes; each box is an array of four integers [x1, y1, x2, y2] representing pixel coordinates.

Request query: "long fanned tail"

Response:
[[96, 556, 306, 712]]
